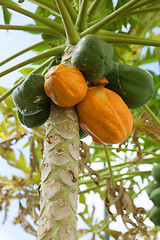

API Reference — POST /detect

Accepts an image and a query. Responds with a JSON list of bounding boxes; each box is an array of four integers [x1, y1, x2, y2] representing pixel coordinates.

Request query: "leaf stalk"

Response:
[[55, 0, 80, 44], [143, 105, 160, 127], [0, 0, 65, 37], [0, 45, 65, 78], [80, 0, 140, 36]]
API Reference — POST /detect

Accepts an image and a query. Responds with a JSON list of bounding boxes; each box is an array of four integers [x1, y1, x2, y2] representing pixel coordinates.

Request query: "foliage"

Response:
[[0, 0, 160, 239]]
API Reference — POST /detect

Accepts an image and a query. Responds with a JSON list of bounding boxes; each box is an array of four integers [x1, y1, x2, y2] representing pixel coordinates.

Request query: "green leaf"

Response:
[[2, 7, 12, 24], [15, 152, 31, 173], [19, 67, 35, 76], [135, 47, 157, 66], [34, 6, 52, 26]]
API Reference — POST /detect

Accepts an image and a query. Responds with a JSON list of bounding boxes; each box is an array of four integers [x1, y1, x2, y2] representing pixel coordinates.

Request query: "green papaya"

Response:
[[79, 126, 87, 139], [150, 188, 160, 208], [105, 62, 155, 108], [12, 74, 50, 115], [47, 56, 61, 71], [149, 206, 160, 226], [152, 165, 160, 183], [71, 34, 114, 82], [17, 104, 50, 129], [146, 182, 160, 197]]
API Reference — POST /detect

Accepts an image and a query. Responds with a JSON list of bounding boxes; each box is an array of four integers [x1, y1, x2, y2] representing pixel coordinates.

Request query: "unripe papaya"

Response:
[[71, 34, 114, 82], [146, 182, 160, 197], [47, 56, 61, 71], [150, 188, 160, 207], [17, 103, 50, 129], [79, 126, 87, 139], [105, 62, 155, 108], [12, 74, 50, 115], [149, 206, 160, 226], [152, 165, 160, 183]]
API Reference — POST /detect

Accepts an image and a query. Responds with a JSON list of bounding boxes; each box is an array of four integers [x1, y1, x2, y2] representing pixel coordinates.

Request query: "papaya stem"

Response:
[[0, 57, 56, 103], [0, 38, 57, 67], [0, 24, 60, 36], [75, 0, 89, 32], [62, 0, 77, 23], [80, 0, 140, 36], [0, 45, 66, 78], [55, 0, 80, 44], [103, 145, 115, 188], [143, 105, 160, 127], [0, 0, 65, 37]]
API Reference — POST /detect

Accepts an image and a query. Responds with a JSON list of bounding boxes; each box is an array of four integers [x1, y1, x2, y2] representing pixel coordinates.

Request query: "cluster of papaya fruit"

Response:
[[146, 165, 160, 226], [12, 34, 155, 145]]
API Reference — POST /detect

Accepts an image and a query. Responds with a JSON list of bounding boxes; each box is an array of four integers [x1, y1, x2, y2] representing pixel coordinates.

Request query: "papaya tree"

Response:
[[0, 0, 160, 239]]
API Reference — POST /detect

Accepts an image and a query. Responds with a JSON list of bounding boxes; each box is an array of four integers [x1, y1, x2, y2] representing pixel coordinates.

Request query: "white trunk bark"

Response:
[[37, 103, 79, 240]]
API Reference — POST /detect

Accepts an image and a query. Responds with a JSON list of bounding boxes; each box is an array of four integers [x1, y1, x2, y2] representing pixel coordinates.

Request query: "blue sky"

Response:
[[0, 1, 160, 240]]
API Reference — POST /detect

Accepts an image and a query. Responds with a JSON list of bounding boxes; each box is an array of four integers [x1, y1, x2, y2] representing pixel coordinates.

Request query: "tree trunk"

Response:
[[37, 103, 79, 240]]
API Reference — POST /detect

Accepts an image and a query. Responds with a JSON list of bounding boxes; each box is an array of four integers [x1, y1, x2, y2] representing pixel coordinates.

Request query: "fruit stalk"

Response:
[[104, 145, 115, 188], [55, 0, 80, 44]]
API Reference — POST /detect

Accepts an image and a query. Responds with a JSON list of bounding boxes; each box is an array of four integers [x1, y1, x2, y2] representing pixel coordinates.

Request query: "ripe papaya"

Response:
[[152, 165, 160, 183], [150, 188, 160, 208], [44, 64, 88, 107], [146, 182, 160, 197], [17, 103, 50, 129], [76, 87, 133, 145], [105, 62, 155, 108], [149, 206, 160, 226], [12, 74, 50, 115], [71, 34, 114, 82]]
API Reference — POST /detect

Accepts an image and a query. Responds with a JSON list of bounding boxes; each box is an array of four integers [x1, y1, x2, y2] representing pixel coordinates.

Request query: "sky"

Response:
[[0, 1, 160, 240]]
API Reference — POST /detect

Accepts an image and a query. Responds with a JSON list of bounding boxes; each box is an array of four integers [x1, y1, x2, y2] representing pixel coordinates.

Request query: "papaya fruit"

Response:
[[149, 206, 160, 226], [79, 126, 87, 139], [150, 188, 160, 208], [71, 34, 114, 82], [44, 64, 88, 107], [17, 103, 50, 129], [47, 56, 61, 71], [146, 182, 160, 197], [76, 87, 133, 145], [152, 165, 160, 183], [105, 62, 155, 108], [12, 74, 50, 115]]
